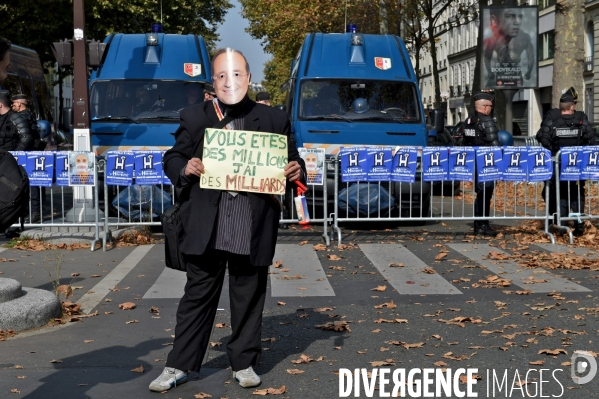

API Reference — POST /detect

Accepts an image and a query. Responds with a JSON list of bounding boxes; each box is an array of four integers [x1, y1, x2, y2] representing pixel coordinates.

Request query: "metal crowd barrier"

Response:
[[331, 150, 552, 246], [552, 148, 599, 244], [278, 160, 332, 245], [13, 154, 102, 252]]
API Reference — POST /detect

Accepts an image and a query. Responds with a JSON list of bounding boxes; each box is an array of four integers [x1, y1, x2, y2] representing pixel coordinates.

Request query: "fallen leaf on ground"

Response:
[[253, 385, 286, 395], [84, 340, 94, 343], [539, 349, 568, 356], [273, 260, 282, 268], [434, 253, 447, 261], [369, 360, 395, 367], [215, 323, 226, 328], [10, 389, 20, 393], [327, 255, 342, 261], [371, 285, 387, 292], [118, 302, 136, 310], [57, 285, 73, 298], [277, 302, 286, 306], [299, 241, 308, 246], [126, 320, 138, 324], [315, 321, 351, 332], [194, 393, 212, 399], [286, 369, 305, 375], [313, 244, 327, 251], [530, 360, 545, 365], [210, 342, 222, 347], [374, 300, 397, 309], [50, 359, 62, 363], [314, 307, 334, 312], [131, 365, 144, 373]]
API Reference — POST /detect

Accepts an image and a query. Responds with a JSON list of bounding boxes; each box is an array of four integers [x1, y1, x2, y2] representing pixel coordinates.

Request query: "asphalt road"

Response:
[[1, 220, 599, 399]]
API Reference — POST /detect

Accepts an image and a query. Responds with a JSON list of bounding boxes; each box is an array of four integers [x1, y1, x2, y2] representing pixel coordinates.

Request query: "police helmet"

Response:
[[562, 87, 578, 102], [351, 98, 369, 113], [497, 130, 513, 146], [37, 120, 51, 139]]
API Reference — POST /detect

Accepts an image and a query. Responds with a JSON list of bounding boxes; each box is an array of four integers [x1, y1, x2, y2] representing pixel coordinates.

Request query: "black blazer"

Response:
[[164, 100, 305, 266]]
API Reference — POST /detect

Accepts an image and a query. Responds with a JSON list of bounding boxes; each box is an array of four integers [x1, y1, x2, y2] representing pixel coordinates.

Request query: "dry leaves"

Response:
[[215, 323, 226, 328], [194, 393, 212, 398], [273, 260, 283, 268], [539, 349, 568, 356], [130, 365, 144, 373], [437, 316, 482, 328], [369, 360, 396, 367], [374, 300, 397, 309], [374, 318, 408, 324], [0, 329, 16, 341], [371, 285, 387, 292], [286, 369, 305, 375], [291, 354, 324, 364], [253, 386, 286, 395], [118, 302, 136, 310], [315, 321, 351, 333], [327, 254, 342, 261], [313, 244, 327, 251]]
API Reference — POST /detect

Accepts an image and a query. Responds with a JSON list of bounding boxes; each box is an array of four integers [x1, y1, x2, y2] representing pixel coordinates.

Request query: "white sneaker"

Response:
[[149, 367, 187, 392], [232, 365, 261, 388]]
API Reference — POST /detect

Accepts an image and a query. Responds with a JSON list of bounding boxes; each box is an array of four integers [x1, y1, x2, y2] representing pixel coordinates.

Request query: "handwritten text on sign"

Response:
[[200, 128, 288, 195]]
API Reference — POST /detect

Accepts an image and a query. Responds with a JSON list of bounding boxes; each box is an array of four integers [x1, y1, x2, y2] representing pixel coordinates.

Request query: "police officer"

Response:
[[536, 91, 595, 236], [12, 93, 43, 223], [0, 91, 33, 151], [463, 91, 501, 236]]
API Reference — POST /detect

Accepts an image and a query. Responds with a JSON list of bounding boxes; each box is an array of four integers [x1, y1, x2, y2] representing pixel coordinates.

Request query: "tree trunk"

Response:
[[552, 0, 585, 106], [380, 0, 388, 34], [429, 25, 441, 108]]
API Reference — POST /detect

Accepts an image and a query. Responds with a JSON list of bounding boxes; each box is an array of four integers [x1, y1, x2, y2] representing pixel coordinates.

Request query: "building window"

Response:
[[538, 0, 556, 10], [538, 30, 555, 61]]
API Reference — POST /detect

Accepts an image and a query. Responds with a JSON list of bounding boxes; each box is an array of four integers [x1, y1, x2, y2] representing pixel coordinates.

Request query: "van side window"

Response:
[[34, 80, 53, 122], [2, 75, 21, 98], [21, 78, 37, 118]]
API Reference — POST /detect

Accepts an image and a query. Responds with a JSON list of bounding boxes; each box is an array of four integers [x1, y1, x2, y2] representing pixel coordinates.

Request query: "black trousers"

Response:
[[543, 177, 585, 221], [474, 178, 495, 222], [166, 249, 268, 373]]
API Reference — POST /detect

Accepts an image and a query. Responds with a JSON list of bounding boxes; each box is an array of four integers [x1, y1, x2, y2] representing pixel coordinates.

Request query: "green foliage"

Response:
[[0, 0, 233, 67]]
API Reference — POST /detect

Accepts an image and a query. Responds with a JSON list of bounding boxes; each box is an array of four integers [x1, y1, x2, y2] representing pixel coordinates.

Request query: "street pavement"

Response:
[[1, 221, 599, 398]]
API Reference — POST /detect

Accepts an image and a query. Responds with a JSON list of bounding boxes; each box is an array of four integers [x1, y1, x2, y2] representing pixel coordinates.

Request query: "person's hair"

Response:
[[0, 37, 10, 63], [560, 101, 574, 112], [211, 48, 250, 75], [0, 96, 10, 108]]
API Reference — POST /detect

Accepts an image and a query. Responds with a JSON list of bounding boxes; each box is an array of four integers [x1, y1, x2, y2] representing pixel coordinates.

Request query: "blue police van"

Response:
[[283, 30, 441, 217], [88, 25, 212, 155]]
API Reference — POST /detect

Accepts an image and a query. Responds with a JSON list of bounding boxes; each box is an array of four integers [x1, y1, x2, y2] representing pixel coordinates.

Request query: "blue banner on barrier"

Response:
[[162, 151, 172, 185], [581, 146, 599, 180], [135, 151, 163, 185], [527, 147, 553, 182], [55, 151, 69, 186], [476, 147, 504, 182], [366, 147, 392, 181], [560, 146, 583, 181], [106, 151, 134, 186], [422, 147, 449, 182], [502, 147, 528, 182], [340, 147, 368, 182], [9, 151, 26, 168], [448, 147, 475, 181], [391, 146, 418, 183], [26, 152, 54, 187]]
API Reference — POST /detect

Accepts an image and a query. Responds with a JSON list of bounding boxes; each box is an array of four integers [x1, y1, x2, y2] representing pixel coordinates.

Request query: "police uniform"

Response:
[[0, 92, 33, 151], [12, 94, 42, 222], [463, 91, 501, 236], [536, 92, 595, 236]]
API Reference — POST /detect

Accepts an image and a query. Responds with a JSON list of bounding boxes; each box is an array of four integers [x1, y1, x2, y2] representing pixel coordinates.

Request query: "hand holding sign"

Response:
[[185, 158, 205, 177], [200, 128, 289, 195]]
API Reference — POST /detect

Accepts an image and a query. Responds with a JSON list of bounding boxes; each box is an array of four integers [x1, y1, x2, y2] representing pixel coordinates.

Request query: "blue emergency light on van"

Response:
[[282, 31, 442, 217], [88, 31, 212, 156]]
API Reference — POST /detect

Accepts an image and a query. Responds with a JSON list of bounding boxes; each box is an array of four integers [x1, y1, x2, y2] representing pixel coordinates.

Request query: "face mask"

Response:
[[77, 163, 87, 171], [305, 161, 318, 170]]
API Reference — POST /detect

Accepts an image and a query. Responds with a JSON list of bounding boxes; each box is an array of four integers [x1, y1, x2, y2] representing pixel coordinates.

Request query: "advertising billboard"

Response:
[[480, 6, 538, 90]]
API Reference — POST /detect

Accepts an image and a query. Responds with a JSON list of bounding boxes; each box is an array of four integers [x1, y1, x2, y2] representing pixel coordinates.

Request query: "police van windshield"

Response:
[[298, 80, 421, 123], [90, 80, 205, 121]]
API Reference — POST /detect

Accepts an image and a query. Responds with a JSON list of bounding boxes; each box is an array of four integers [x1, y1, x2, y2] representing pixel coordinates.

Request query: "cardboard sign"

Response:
[[560, 147, 583, 181], [106, 151, 134, 186], [390, 147, 418, 183], [26, 152, 54, 187], [69, 151, 96, 186], [299, 147, 325, 185], [200, 129, 288, 195], [422, 147, 449, 182], [340, 147, 368, 182], [476, 147, 504, 182], [527, 147, 553, 182], [502, 147, 528, 182], [580, 146, 599, 180], [366, 147, 393, 182], [55, 151, 70, 186], [448, 147, 475, 181], [135, 151, 163, 185]]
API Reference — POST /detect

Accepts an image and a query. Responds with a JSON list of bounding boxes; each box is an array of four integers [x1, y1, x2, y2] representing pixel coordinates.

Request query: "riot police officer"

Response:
[[536, 91, 595, 236], [12, 93, 43, 223], [0, 91, 33, 151], [463, 91, 501, 236]]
